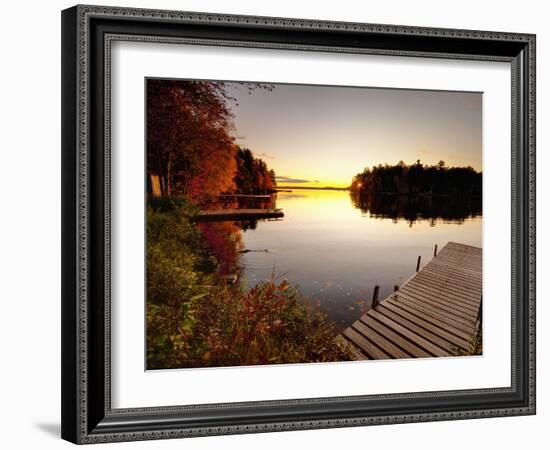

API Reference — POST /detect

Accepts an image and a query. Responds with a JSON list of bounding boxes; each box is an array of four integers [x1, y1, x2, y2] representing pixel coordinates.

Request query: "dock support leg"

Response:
[[416, 255, 422, 272], [372, 285, 380, 308]]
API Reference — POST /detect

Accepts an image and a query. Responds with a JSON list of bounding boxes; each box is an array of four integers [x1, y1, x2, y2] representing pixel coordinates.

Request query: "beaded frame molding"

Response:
[[61, 4, 536, 444]]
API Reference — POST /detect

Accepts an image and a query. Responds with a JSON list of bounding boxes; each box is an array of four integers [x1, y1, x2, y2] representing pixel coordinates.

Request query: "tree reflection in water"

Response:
[[196, 222, 243, 276], [349, 191, 482, 226], [197, 195, 278, 276]]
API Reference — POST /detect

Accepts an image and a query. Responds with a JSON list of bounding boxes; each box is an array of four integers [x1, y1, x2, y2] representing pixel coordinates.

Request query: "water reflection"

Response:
[[196, 221, 243, 276], [350, 191, 482, 226], [214, 195, 277, 210], [199, 189, 482, 329]]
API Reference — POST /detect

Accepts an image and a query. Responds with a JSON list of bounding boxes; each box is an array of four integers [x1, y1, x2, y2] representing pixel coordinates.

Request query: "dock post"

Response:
[[372, 285, 380, 308], [434, 244, 438, 257], [416, 255, 421, 272], [394, 284, 399, 292]]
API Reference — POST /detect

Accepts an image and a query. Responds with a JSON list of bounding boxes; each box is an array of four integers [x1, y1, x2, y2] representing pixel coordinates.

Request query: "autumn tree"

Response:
[[234, 147, 277, 194], [147, 79, 238, 203]]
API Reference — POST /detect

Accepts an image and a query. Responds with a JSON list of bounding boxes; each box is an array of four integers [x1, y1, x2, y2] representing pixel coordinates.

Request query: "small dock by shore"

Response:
[[219, 194, 273, 199], [337, 242, 482, 359], [194, 208, 284, 221]]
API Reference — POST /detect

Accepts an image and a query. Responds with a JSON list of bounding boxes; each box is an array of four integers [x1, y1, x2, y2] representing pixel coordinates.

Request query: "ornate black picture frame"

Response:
[[61, 4, 536, 444]]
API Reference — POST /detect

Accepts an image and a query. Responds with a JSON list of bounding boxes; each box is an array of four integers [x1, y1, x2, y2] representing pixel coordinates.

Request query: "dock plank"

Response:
[[393, 292, 477, 329], [343, 328, 390, 359], [421, 266, 482, 287], [376, 304, 466, 353], [423, 270, 481, 285], [384, 298, 470, 340], [405, 279, 480, 307], [413, 272, 481, 298], [352, 321, 410, 359], [337, 242, 482, 359], [359, 316, 430, 358], [403, 282, 480, 311], [399, 286, 478, 319]]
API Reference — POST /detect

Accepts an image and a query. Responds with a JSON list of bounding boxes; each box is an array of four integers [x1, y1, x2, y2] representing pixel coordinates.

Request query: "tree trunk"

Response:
[[166, 153, 173, 196]]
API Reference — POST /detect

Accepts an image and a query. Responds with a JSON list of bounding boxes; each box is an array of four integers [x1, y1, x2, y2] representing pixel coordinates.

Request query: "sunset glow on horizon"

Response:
[[225, 82, 482, 188]]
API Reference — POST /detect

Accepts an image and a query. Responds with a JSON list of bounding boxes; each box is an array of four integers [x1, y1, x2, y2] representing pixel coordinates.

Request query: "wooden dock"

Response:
[[194, 208, 284, 221], [336, 242, 482, 360], [219, 194, 272, 199]]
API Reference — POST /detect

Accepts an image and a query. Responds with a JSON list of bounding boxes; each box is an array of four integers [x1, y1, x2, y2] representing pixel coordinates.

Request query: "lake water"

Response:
[[238, 189, 482, 330]]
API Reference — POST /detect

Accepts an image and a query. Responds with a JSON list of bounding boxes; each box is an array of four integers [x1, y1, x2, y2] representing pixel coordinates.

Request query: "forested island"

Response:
[[349, 161, 482, 224], [350, 160, 482, 197]]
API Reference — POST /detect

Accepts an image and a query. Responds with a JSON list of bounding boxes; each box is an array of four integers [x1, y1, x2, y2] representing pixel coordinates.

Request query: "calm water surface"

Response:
[[238, 190, 482, 330]]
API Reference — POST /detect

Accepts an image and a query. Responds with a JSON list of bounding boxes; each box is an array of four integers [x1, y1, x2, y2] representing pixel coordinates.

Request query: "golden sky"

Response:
[[226, 83, 482, 188]]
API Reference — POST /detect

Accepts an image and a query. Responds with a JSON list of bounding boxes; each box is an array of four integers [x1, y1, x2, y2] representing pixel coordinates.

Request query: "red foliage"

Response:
[[147, 79, 237, 202], [197, 222, 243, 275]]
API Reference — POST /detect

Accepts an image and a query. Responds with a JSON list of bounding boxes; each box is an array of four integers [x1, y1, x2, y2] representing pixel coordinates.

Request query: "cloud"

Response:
[[254, 152, 276, 160], [417, 148, 433, 156], [275, 176, 317, 184]]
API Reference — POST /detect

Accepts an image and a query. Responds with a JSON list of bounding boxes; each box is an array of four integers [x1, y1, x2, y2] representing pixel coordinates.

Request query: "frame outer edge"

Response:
[[61, 5, 80, 445], [527, 34, 536, 414], [65, 4, 537, 444], [77, 3, 534, 41]]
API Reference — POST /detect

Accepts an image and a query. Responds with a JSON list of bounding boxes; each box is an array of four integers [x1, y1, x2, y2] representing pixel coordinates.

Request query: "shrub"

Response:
[[146, 204, 348, 369], [190, 281, 347, 368]]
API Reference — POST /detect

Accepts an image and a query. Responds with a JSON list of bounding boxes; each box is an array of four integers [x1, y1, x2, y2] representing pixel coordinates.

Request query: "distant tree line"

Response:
[[350, 160, 482, 198], [146, 79, 276, 205]]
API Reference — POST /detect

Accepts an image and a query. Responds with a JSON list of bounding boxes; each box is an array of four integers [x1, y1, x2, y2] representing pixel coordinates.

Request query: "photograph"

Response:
[[146, 78, 483, 369]]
